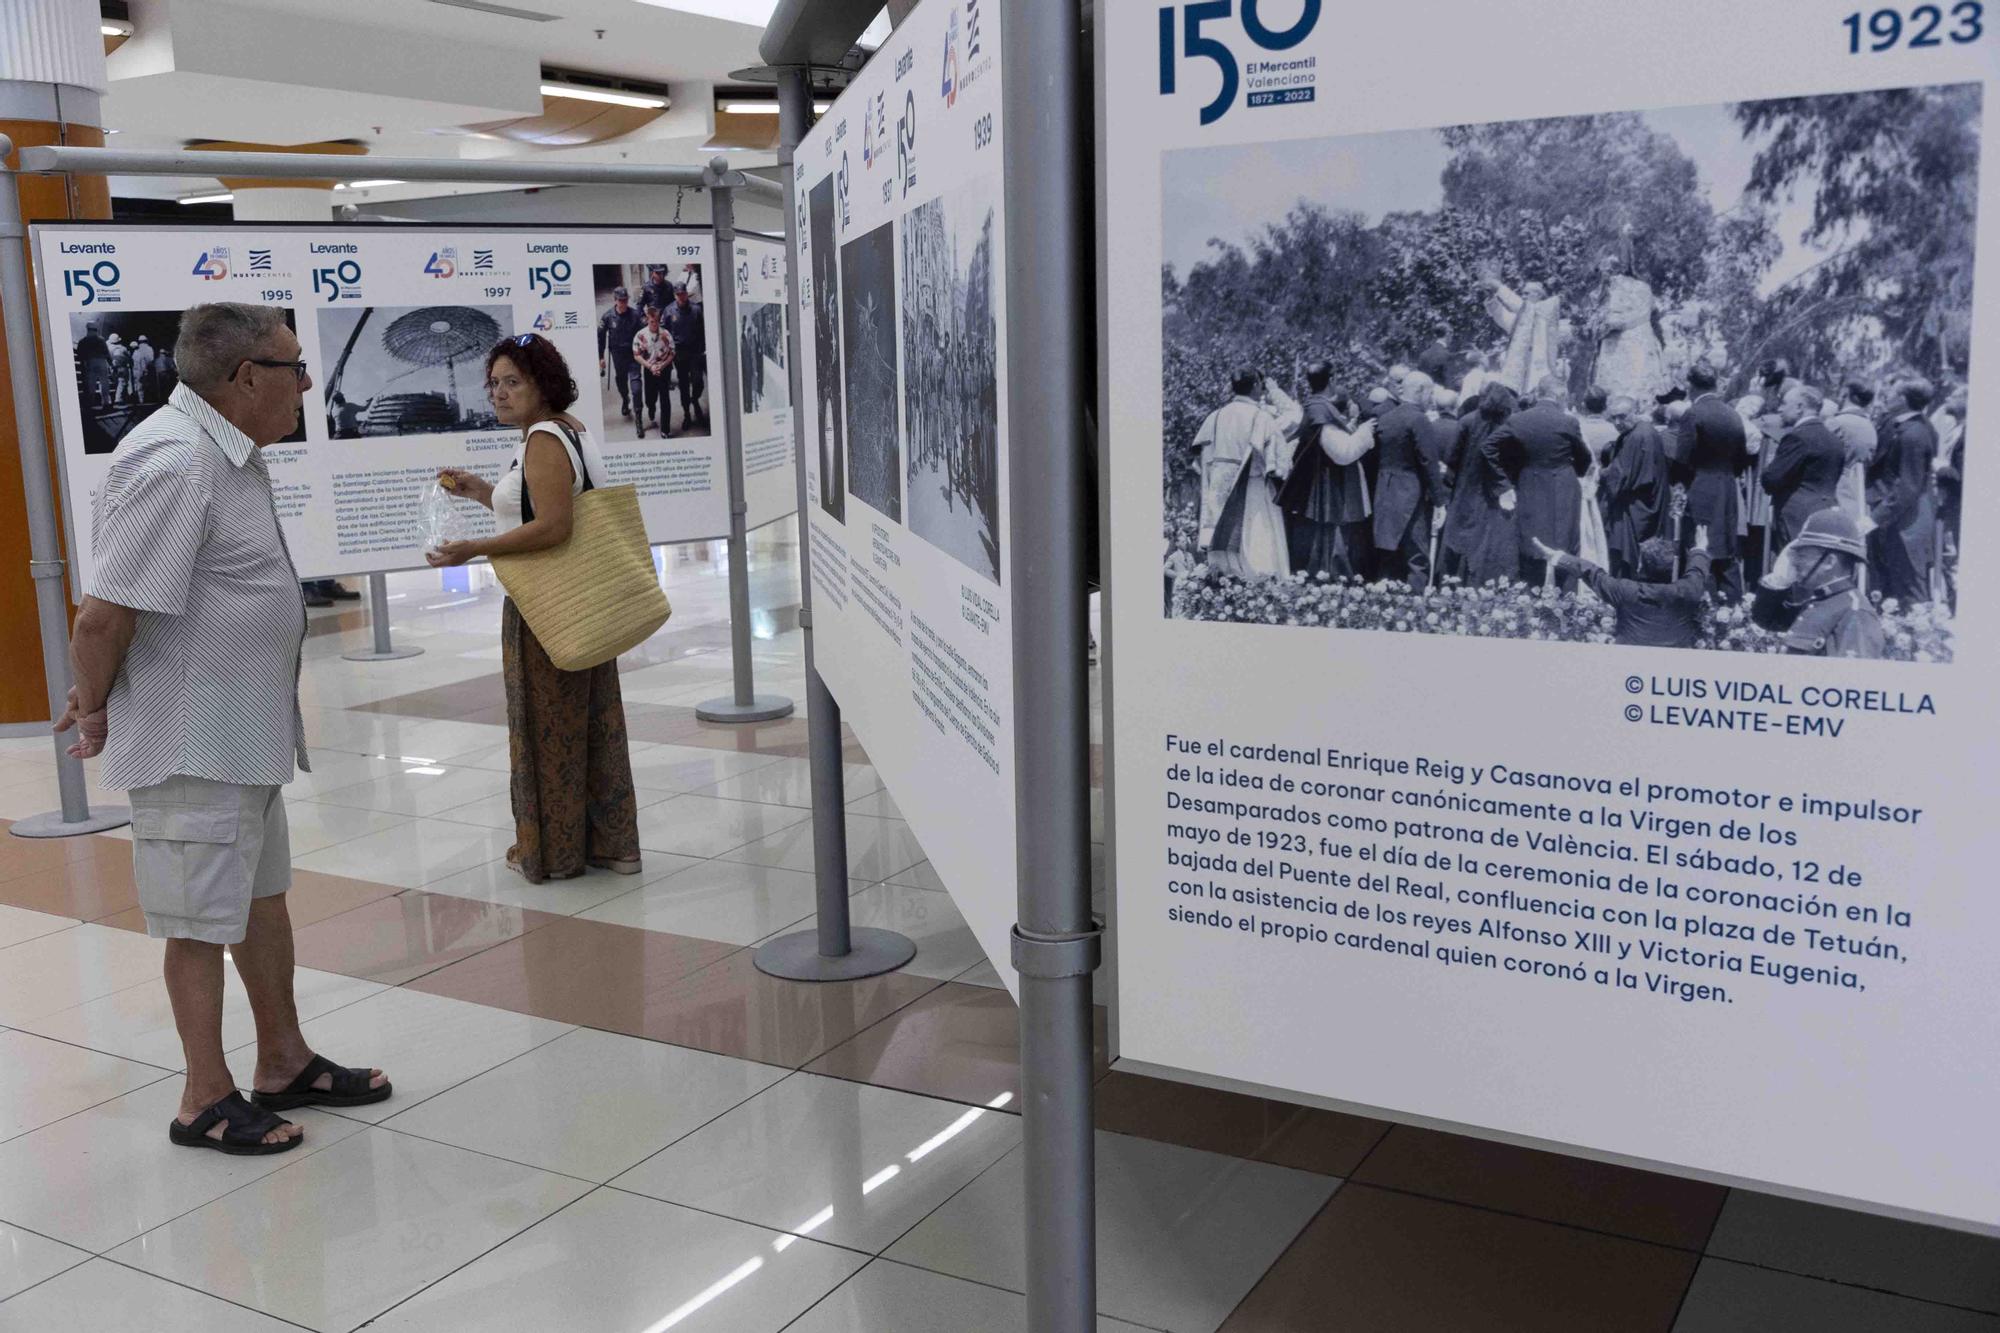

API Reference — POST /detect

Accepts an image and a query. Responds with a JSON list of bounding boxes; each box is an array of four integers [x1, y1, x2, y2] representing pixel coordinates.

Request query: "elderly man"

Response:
[[1827, 380, 1879, 521], [1372, 372, 1447, 590], [1600, 395, 1672, 579], [1484, 376, 1591, 588], [56, 303, 389, 1155], [1762, 385, 1846, 552], [1867, 379, 1942, 604], [1674, 360, 1752, 600]]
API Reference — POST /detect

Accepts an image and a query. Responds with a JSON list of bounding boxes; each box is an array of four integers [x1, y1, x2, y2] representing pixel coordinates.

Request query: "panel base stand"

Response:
[[754, 927, 916, 981], [342, 646, 425, 662], [696, 693, 795, 724], [10, 806, 132, 838]]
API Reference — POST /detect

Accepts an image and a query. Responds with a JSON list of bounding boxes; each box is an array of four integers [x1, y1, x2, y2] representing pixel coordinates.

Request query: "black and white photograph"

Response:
[[319, 303, 512, 438], [901, 177, 1001, 584], [811, 178, 847, 521], [591, 260, 710, 442], [1160, 83, 1977, 664], [69, 308, 300, 453], [740, 300, 789, 414], [841, 217, 902, 521]]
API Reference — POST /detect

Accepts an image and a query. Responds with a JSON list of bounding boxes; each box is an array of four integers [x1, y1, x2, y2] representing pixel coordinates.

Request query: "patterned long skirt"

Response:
[[501, 600, 641, 882]]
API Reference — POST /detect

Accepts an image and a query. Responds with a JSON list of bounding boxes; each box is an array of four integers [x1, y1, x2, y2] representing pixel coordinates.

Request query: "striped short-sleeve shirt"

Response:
[[89, 384, 310, 790]]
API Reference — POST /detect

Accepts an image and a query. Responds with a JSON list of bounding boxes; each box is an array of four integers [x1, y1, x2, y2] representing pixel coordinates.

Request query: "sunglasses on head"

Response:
[[513, 333, 538, 348]]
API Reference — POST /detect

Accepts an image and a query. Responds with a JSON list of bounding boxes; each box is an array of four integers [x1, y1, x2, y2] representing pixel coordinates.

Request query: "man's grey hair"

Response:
[[174, 303, 289, 391]]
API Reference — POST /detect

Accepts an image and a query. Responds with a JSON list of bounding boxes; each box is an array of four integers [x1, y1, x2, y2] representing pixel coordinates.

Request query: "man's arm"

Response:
[[55, 597, 139, 757], [1761, 435, 1805, 496]]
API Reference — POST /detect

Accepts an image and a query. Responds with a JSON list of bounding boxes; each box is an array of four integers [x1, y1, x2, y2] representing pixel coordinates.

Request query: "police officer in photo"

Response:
[[1750, 507, 1885, 658], [662, 281, 707, 431], [596, 285, 644, 422]]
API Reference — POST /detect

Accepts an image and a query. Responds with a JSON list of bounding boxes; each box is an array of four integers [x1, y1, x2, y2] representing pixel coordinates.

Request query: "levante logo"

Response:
[[59, 243, 120, 306], [1158, 0, 1321, 125]]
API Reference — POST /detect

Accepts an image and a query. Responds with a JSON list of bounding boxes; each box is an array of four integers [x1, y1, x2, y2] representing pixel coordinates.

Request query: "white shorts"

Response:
[[130, 776, 291, 944]]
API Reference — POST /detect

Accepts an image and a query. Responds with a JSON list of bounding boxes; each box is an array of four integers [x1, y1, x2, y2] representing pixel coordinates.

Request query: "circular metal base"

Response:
[[9, 805, 132, 838], [696, 693, 795, 724], [341, 646, 425, 662], [754, 927, 916, 981]]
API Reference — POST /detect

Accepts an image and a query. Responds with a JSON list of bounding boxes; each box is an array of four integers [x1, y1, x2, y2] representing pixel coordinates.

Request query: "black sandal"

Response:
[[168, 1091, 301, 1156], [251, 1054, 393, 1111]]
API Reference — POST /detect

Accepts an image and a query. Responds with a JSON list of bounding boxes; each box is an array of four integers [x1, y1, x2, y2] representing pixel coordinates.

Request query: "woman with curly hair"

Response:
[[430, 334, 643, 883]]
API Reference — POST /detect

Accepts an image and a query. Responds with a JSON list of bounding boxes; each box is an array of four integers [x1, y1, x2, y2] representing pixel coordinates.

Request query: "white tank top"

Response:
[[491, 420, 611, 531]]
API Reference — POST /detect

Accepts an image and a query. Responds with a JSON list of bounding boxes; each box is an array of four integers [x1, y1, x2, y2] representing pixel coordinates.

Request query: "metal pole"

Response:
[[0, 137, 129, 838], [341, 572, 422, 662], [753, 68, 914, 983], [1000, 0, 1101, 1324], [699, 172, 794, 725]]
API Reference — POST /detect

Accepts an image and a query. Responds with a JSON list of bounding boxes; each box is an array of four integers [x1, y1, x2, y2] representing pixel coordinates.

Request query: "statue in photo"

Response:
[[1588, 241, 1669, 405]]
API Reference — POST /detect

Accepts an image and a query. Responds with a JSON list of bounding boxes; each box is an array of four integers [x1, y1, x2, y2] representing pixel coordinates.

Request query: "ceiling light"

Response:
[[335, 180, 407, 190], [721, 102, 778, 115], [178, 192, 234, 205], [101, 20, 134, 36], [541, 83, 667, 110]]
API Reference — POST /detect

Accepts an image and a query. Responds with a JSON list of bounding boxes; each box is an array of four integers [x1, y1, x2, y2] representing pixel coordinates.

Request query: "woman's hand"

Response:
[[427, 539, 483, 568], [437, 468, 493, 506]]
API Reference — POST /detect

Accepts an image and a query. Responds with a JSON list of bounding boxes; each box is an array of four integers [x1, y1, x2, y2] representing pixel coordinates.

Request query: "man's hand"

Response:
[[1694, 524, 1710, 551], [1531, 536, 1559, 561], [1499, 490, 1517, 512], [53, 686, 107, 759]]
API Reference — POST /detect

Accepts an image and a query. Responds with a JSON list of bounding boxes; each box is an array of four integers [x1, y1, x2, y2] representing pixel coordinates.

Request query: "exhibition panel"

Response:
[[735, 231, 800, 533], [793, 0, 1022, 994], [32, 223, 749, 585], [1100, 0, 1997, 1231]]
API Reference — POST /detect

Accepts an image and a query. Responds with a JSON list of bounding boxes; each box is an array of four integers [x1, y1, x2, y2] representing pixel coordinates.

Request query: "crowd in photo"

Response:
[[1178, 286, 1965, 661]]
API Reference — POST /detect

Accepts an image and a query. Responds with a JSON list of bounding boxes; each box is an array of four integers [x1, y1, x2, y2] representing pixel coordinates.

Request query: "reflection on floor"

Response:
[[1, 531, 1997, 1331]]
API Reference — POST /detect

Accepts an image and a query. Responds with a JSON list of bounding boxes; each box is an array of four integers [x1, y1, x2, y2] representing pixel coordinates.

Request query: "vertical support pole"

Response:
[[341, 571, 422, 662], [999, 0, 1101, 1326], [753, 69, 914, 983], [699, 174, 795, 725], [0, 138, 129, 838]]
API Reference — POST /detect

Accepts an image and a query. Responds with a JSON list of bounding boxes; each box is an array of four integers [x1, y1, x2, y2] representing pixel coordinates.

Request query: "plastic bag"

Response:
[[419, 477, 467, 555]]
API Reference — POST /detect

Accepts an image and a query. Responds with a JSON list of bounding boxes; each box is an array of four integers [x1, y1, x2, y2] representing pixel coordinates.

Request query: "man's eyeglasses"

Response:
[[232, 358, 309, 385]]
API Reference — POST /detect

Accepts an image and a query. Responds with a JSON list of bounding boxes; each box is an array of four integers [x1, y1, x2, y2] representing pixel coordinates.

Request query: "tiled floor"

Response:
[[3, 540, 1998, 1331]]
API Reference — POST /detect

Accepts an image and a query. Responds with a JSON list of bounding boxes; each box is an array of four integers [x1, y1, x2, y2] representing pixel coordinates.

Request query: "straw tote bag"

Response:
[[490, 422, 670, 671]]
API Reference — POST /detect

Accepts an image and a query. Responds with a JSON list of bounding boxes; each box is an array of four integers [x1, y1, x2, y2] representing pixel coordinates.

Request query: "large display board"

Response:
[[33, 223, 748, 584], [1102, 0, 1997, 1229], [795, 0, 1020, 989], [734, 231, 798, 531]]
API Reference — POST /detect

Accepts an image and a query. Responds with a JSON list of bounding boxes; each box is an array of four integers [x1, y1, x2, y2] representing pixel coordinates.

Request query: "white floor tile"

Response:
[[844, 787, 904, 819], [427, 739, 516, 773], [0, 906, 75, 951], [419, 851, 700, 916], [634, 794, 812, 859], [838, 883, 983, 982], [0, 925, 165, 1026], [425, 788, 517, 831], [383, 1028, 786, 1182], [0, 1259, 301, 1332], [617, 1073, 1020, 1255], [282, 751, 405, 800], [889, 860, 949, 893], [580, 860, 864, 945], [886, 1131, 1337, 1333], [0, 1224, 88, 1304], [723, 814, 928, 884], [626, 744, 787, 793], [0, 1028, 167, 1143], [290, 819, 511, 889], [238, 986, 572, 1125], [279, 801, 413, 858], [311, 764, 512, 819], [22, 967, 385, 1073], [111, 1128, 591, 1333], [0, 1080, 365, 1253], [364, 1186, 865, 1333], [788, 1259, 1156, 1333], [697, 758, 882, 809]]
